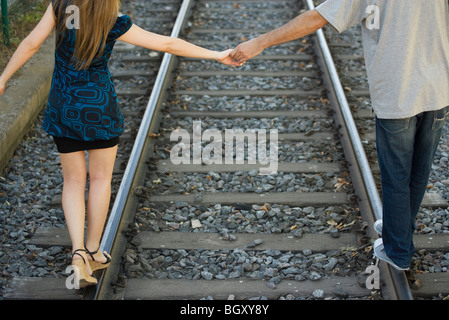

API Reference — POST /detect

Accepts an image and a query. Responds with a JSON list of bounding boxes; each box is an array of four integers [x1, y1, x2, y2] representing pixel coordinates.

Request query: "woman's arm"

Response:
[[118, 24, 241, 66], [0, 4, 55, 96]]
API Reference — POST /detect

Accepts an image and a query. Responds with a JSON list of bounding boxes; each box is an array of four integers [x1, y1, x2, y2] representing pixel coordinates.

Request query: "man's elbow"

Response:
[[312, 9, 329, 29]]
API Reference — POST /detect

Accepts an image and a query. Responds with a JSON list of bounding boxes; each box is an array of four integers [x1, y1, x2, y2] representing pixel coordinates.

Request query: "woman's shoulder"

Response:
[[110, 14, 133, 38], [116, 14, 132, 28], [117, 14, 132, 23]]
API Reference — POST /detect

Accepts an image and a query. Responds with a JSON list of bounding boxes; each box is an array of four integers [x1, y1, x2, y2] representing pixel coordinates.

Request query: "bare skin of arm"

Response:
[[230, 9, 328, 63], [0, 4, 55, 96], [118, 24, 242, 66]]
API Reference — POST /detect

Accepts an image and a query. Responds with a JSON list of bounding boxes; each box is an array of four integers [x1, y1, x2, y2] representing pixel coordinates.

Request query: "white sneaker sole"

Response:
[[373, 238, 409, 271], [374, 219, 382, 236]]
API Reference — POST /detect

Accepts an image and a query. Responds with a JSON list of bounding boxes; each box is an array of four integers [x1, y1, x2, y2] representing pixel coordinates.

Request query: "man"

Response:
[[231, 0, 449, 271]]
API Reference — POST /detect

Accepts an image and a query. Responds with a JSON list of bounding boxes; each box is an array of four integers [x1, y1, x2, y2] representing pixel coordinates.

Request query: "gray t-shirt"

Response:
[[316, 0, 449, 119]]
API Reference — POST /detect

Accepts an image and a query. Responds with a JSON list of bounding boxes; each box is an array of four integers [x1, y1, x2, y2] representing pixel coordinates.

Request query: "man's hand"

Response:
[[229, 9, 328, 65], [230, 38, 265, 65]]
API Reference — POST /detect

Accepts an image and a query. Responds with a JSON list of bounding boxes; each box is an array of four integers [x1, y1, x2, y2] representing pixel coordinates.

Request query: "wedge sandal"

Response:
[[85, 246, 111, 271], [71, 249, 98, 288]]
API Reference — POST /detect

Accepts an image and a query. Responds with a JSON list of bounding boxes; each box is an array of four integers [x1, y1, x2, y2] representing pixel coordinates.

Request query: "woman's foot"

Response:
[[71, 249, 97, 288], [72, 249, 93, 275], [84, 245, 111, 271]]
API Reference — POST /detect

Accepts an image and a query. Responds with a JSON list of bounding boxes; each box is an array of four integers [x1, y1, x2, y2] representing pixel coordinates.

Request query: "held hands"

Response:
[[230, 38, 264, 65], [215, 49, 244, 66], [215, 38, 264, 66]]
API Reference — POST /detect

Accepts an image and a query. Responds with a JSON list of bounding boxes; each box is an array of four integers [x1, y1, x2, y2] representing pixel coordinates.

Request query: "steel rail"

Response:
[[304, 0, 413, 300], [94, 0, 193, 295]]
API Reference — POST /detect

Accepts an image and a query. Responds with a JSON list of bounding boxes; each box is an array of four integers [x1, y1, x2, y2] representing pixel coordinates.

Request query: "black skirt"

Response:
[[53, 136, 120, 154]]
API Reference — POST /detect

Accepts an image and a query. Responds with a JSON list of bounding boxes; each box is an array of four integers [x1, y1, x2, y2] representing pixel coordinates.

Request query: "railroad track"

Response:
[[2, 0, 449, 302]]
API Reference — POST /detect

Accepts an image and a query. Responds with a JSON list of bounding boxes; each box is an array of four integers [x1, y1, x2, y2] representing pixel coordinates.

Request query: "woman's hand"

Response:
[[216, 49, 244, 66]]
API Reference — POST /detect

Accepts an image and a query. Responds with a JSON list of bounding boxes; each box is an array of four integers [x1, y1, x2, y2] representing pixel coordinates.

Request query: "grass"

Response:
[[0, 0, 48, 75]]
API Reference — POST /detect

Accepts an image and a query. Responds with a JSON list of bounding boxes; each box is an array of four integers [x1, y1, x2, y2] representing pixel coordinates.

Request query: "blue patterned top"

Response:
[[42, 11, 133, 141]]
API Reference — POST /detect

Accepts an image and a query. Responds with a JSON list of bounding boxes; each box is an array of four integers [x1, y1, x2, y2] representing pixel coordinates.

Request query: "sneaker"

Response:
[[374, 219, 382, 236], [373, 238, 409, 271]]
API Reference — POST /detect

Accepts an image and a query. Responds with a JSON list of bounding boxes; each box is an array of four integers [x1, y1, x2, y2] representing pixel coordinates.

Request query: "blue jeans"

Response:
[[375, 106, 449, 268]]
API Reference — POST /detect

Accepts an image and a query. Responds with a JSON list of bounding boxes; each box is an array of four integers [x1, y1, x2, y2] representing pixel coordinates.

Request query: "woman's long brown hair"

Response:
[[53, 0, 121, 70]]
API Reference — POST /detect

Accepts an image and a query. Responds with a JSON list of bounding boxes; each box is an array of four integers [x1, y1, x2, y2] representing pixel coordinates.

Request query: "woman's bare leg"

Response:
[[85, 146, 117, 262], [59, 151, 92, 273]]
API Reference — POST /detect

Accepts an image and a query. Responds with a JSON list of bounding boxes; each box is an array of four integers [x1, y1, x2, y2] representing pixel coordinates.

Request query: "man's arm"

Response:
[[230, 9, 328, 63]]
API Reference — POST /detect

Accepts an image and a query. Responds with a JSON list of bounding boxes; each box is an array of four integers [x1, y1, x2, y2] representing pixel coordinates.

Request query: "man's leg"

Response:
[[376, 106, 448, 268], [409, 107, 448, 250], [376, 116, 416, 269]]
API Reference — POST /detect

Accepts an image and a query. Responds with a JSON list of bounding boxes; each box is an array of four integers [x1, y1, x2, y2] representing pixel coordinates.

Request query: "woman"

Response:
[[0, 0, 240, 288]]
